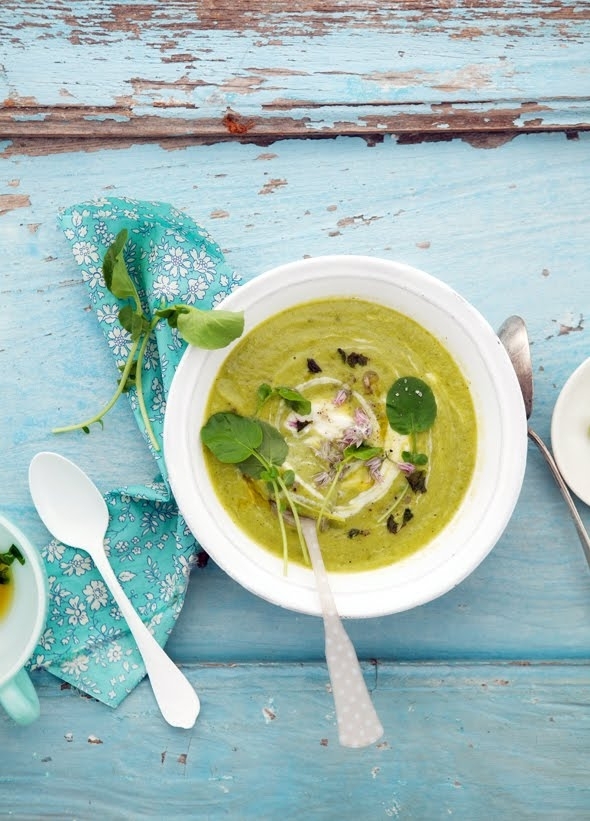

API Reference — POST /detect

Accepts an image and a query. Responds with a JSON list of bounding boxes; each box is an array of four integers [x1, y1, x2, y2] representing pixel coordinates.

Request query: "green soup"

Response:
[[203, 298, 477, 572], [0, 565, 14, 619]]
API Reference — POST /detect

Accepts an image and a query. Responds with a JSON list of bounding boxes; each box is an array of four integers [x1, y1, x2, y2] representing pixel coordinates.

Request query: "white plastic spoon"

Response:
[[299, 517, 384, 748], [28, 451, 200, 729]]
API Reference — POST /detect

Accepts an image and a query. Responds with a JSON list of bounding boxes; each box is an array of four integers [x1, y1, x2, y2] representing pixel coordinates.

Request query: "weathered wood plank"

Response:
[[1, 133, 590, 665], [1, 662, 590, 819], [1, 0, 589, 140]]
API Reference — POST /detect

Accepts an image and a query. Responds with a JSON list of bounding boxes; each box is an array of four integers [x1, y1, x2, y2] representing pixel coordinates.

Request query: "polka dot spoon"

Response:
[[299, 516, 384, 748]]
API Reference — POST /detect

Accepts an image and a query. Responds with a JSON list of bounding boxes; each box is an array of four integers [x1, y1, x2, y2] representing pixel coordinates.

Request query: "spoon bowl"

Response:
[[28, 451, 201, 728]]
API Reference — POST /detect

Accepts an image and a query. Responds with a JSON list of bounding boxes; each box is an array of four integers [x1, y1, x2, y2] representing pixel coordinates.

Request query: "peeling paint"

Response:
[[223, 109, 256, 135], [557, 315, 584, 335], [0, 193, 31, 215], [259, 177, 288, 195], [337, 214, 382, 228], [262, 705, 276, 722]]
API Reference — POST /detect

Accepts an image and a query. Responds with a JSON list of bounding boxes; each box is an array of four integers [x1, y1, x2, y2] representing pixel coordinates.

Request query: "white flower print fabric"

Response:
[[31, 197, 241, 707]]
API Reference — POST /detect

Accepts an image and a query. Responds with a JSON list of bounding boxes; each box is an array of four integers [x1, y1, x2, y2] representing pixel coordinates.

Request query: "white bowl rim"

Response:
[[164, 254, 527, 618], [551, 356, 590, 506]]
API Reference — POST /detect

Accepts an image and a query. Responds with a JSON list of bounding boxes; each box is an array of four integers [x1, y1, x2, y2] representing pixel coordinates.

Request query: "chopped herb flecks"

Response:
[[407, 470, 427, 494], [337, 347, 369, 368], [0, 544, 25, 584], [386, 507, 414, 536]]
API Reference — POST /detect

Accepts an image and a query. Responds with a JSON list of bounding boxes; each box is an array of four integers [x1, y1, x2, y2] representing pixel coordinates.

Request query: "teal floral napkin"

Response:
[[31, 197, 241, 707]]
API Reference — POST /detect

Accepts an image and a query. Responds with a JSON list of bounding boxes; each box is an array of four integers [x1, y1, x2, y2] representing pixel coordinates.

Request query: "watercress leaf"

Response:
[[257, 383, 273, 404], [259, 466, 279, 483], [176, 306, 244, 350], [342, 443, 382, 462], [118, 306, 149, 340], [201, 412, 263, 463], [402, 450, 429, 466], [386, 377, 437, 435], [257, 420, 288, 466], [155, 305, 181, 328], [351, 444, 382, 461], [9, 545, 24, 565], [102, 230, 142, 307], [276, 387, 312, 416], [105, 227, 128, 261], [118, 304, 135, 333], [239, 420, 288, 477], [282, 469, 296, 487]]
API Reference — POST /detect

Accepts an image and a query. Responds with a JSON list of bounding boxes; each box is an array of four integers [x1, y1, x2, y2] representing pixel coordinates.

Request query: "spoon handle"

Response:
[[90, 545, 200, 728], [300, 520, 384, 748], [528, 427, 590, 569]]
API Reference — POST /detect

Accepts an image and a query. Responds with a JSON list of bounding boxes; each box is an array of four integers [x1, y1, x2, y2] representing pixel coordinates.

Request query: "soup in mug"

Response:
[[202, 298, 477, 573]]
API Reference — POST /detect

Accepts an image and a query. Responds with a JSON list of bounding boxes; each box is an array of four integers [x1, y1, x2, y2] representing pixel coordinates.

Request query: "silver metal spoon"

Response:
[[498, 315, 590, 568], [28, 451, 200, 728]]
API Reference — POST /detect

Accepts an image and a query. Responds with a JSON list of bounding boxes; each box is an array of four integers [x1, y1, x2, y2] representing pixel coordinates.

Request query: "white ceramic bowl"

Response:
[[164, 255, 527, 618], [551, 357, 590, 506]]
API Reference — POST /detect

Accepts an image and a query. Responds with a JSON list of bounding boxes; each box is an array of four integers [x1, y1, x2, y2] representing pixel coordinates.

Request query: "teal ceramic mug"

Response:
[[0, 514, 48, 725]]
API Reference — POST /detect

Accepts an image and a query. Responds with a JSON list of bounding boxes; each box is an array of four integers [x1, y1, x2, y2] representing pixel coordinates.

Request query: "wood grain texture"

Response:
[[2, 3, 590, 813], [1, 133, 589, 666], [1, 0, 589, 145], [2, 663, 590, 819]]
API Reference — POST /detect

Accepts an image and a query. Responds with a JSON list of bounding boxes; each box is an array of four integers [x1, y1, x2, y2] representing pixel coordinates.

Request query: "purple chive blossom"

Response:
[[397, 461, 416, 476], [354, 408, 372, 436], [333, 388, 350, 406], [313, 471, 332, 488], [341, 407, 373, 447], [366, 456, 384, 482], [316, 440, 342, 465]]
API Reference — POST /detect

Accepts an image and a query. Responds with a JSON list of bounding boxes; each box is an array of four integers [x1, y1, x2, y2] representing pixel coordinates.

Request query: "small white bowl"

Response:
[[164, 255, 527, 618], [551, 357, 590, 506]]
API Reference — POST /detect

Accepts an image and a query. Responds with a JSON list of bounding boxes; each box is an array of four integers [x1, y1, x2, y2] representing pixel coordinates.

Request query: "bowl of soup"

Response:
[[163, 255, 527, 617]]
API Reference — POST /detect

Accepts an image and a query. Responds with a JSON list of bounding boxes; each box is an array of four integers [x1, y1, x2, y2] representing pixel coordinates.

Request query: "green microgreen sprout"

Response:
[[379, 376, 438, 529], [0, 544, 25, 585], [201, 411, 309, 574], [386, 376, 437, 465], [317, 443, 383, 530], [255, 383, 312, 416], [53, 229, 244, 452]]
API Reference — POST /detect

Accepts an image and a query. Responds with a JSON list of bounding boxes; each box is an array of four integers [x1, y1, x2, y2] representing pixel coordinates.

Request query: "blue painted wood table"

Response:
[[1, 2, 590, 818]]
